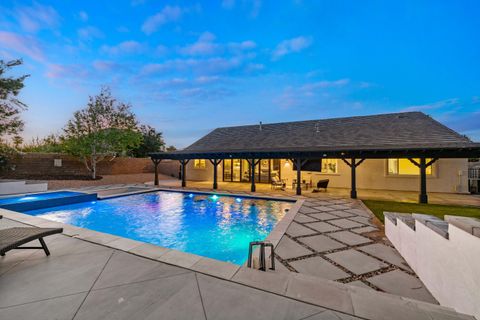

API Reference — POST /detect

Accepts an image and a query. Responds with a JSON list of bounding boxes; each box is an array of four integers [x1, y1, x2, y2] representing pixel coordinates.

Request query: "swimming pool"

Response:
[[25, 191, 293, 264]]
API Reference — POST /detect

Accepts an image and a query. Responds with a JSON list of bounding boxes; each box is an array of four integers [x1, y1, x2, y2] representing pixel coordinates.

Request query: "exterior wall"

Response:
[[185, 158, 469, 193], [283, 158, 468, 193], [386, 217, 480, 318], [157, 160, 181, 178], [7, 153, 154, 177]]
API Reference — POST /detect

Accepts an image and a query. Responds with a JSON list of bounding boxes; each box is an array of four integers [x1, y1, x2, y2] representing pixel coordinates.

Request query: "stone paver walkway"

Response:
[[0, 218, 358, 320], [275, 196, 437, 304]]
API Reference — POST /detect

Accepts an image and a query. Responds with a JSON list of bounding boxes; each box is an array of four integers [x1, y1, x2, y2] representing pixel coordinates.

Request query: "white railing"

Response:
[[468, 168, 480, 180]]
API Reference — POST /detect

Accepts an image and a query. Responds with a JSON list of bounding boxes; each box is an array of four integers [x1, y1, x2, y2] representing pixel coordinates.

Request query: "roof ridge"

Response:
[[212, 111, 425, 130]]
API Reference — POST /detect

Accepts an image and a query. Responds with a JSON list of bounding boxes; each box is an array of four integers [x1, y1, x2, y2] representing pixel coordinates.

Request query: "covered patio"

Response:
[[150, 112, 480, 204]]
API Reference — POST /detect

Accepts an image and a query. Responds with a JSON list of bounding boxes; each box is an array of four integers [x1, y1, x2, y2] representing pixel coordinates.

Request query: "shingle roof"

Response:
[[179, 112, 476, 153]]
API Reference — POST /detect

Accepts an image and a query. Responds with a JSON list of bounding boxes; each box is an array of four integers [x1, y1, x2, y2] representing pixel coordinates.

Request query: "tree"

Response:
[[0, 59, 29, 141], [62, 87, 142, 179], [22, 134, 63, 153], [166, 145, 177, 152], [130, 125, 165, 157]]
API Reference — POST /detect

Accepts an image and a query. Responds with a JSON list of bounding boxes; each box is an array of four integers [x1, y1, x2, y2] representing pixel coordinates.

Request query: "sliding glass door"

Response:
[[223, 159, 281, 183]]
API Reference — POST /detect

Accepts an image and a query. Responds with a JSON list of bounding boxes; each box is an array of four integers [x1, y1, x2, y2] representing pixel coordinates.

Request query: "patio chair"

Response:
[[0, 215, 63, 256], [270, 176, 286, 190], [312, 179, 329, 192]]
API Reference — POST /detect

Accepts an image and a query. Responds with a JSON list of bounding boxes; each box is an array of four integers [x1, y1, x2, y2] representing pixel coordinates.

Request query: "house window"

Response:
[[387, 159, 432, 175], [320, 159, 338, 174], [193, 159, 206, 169]]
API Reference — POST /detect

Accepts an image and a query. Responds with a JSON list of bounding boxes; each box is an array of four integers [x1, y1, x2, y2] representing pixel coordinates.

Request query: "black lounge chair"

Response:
[[0, 216, 63, 256], [312, 179, 329, 192]]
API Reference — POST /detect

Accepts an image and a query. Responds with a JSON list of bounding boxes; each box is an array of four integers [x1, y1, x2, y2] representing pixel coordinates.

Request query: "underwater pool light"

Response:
[[188, 194, 194, 198], [210, 195, 219, 200], [235, 198, 242, 203], [19, 196, 38, 201]]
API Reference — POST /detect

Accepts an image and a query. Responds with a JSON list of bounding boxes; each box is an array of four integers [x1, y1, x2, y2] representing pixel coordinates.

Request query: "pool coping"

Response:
[[0, 191, 472, 319]]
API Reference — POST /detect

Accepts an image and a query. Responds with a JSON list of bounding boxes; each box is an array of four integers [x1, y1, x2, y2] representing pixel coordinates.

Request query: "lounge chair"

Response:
[[0, 215, 63, 256], [270, 176, 286, 190], [312, 179, 329, 192]]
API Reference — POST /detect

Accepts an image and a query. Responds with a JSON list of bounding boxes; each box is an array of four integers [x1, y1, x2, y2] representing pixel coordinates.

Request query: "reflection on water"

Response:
[[25, 191, 292, 264]]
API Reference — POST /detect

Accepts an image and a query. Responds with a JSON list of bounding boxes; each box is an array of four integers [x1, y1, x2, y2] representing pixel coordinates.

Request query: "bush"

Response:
[[0, 144, 18, 173]]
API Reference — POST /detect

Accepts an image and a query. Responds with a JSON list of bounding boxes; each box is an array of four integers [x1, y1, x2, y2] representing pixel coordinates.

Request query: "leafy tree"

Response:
[[12, 135, 23, 149], [0, 59, 29, 141], [22, 134, 63, 153], [62, 87, 142, 179], [130, 125, 165, 157], [166, 145, 177, 152]]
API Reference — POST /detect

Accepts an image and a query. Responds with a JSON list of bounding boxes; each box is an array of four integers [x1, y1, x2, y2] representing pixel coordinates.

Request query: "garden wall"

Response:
[[7, 153, 154, 177]]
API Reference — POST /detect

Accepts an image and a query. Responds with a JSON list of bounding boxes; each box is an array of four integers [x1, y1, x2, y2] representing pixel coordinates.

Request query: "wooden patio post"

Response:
[[296, 158, 302, 196], [152, 159, 162, 186], [250, 159, 256, 192], [419, 157, 428, 204], [342, 158, 365, 199], [210, 159, 219, 190], [180, 159, 189, 188], [350, 158, 357, 199]]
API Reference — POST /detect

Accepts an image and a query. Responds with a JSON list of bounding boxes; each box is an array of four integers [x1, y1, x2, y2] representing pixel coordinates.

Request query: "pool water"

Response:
[[0, 191, 85, 205], [25, 191, 292, 264]]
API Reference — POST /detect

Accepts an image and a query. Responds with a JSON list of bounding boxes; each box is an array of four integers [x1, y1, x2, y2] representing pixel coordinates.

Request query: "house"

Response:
[[151, 112, 480, 203]]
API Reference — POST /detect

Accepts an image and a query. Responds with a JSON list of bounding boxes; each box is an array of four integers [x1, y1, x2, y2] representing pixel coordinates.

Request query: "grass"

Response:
[[363, 200, 480, 223]]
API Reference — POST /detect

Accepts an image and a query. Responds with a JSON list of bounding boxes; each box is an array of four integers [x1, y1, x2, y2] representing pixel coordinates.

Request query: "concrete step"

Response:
[[0, 179, 48, 195]]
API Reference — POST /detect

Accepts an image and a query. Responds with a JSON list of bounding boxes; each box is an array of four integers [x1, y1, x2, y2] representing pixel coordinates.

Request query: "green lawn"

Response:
[[363, 200, 480, 223]]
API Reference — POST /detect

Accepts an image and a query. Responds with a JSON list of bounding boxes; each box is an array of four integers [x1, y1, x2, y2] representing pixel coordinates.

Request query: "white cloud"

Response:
[[302, 79, 350, 91], [78, 26, 104, 40], [101, 41, 144, 55], [272, 36, 313, 59], [0, 31, 45, 62], [78, 11, 88, 22], [16, 2, 60, 33], [179, 32, 256, 56], [142, 5, 183, 34], [179, 32, 220, 56], [403, 98, 460, 112]]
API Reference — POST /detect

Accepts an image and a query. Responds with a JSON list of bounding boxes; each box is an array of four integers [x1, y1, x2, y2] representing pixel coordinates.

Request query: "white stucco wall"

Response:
[[184, 158, 469, 193], [386, 218, 480, 318], [280, 158, 469, 193]]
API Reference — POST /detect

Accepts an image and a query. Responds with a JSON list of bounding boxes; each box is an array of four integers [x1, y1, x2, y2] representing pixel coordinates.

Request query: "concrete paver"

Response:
[[290, 256, 349, 280], [326, 249, 388, 275], [367, 270, 437, 303], [299, 234, 346, 252], [328, 231, 373, 246], [276, 236, 314, 260]]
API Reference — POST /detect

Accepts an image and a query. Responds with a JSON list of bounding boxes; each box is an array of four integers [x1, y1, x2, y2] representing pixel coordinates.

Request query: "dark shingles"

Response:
[[174, 112, 477, 153]]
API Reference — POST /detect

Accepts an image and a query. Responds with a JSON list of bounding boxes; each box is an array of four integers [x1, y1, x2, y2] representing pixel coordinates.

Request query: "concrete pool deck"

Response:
[[0, 186, 475, 319]]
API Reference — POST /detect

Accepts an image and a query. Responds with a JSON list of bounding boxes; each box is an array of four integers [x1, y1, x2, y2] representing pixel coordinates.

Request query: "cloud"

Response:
[[101, 41, 144, 55], [142, 5, 183, 34], [45, 63, 90, 79], [0, 31, 45, 62], [272, 36, 313, 59], [179, 32, 220, 56], [77, 26, 104, 40], [179, 32, 256, 56], [15, 2, 60, 33], [78, 11, 88, 22], [403, 98, 460, 112], [302, 79, 350, 91]]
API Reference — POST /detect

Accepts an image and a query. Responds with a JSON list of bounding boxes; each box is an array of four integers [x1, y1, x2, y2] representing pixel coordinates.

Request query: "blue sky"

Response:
[[0, 0, 479, 147]]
